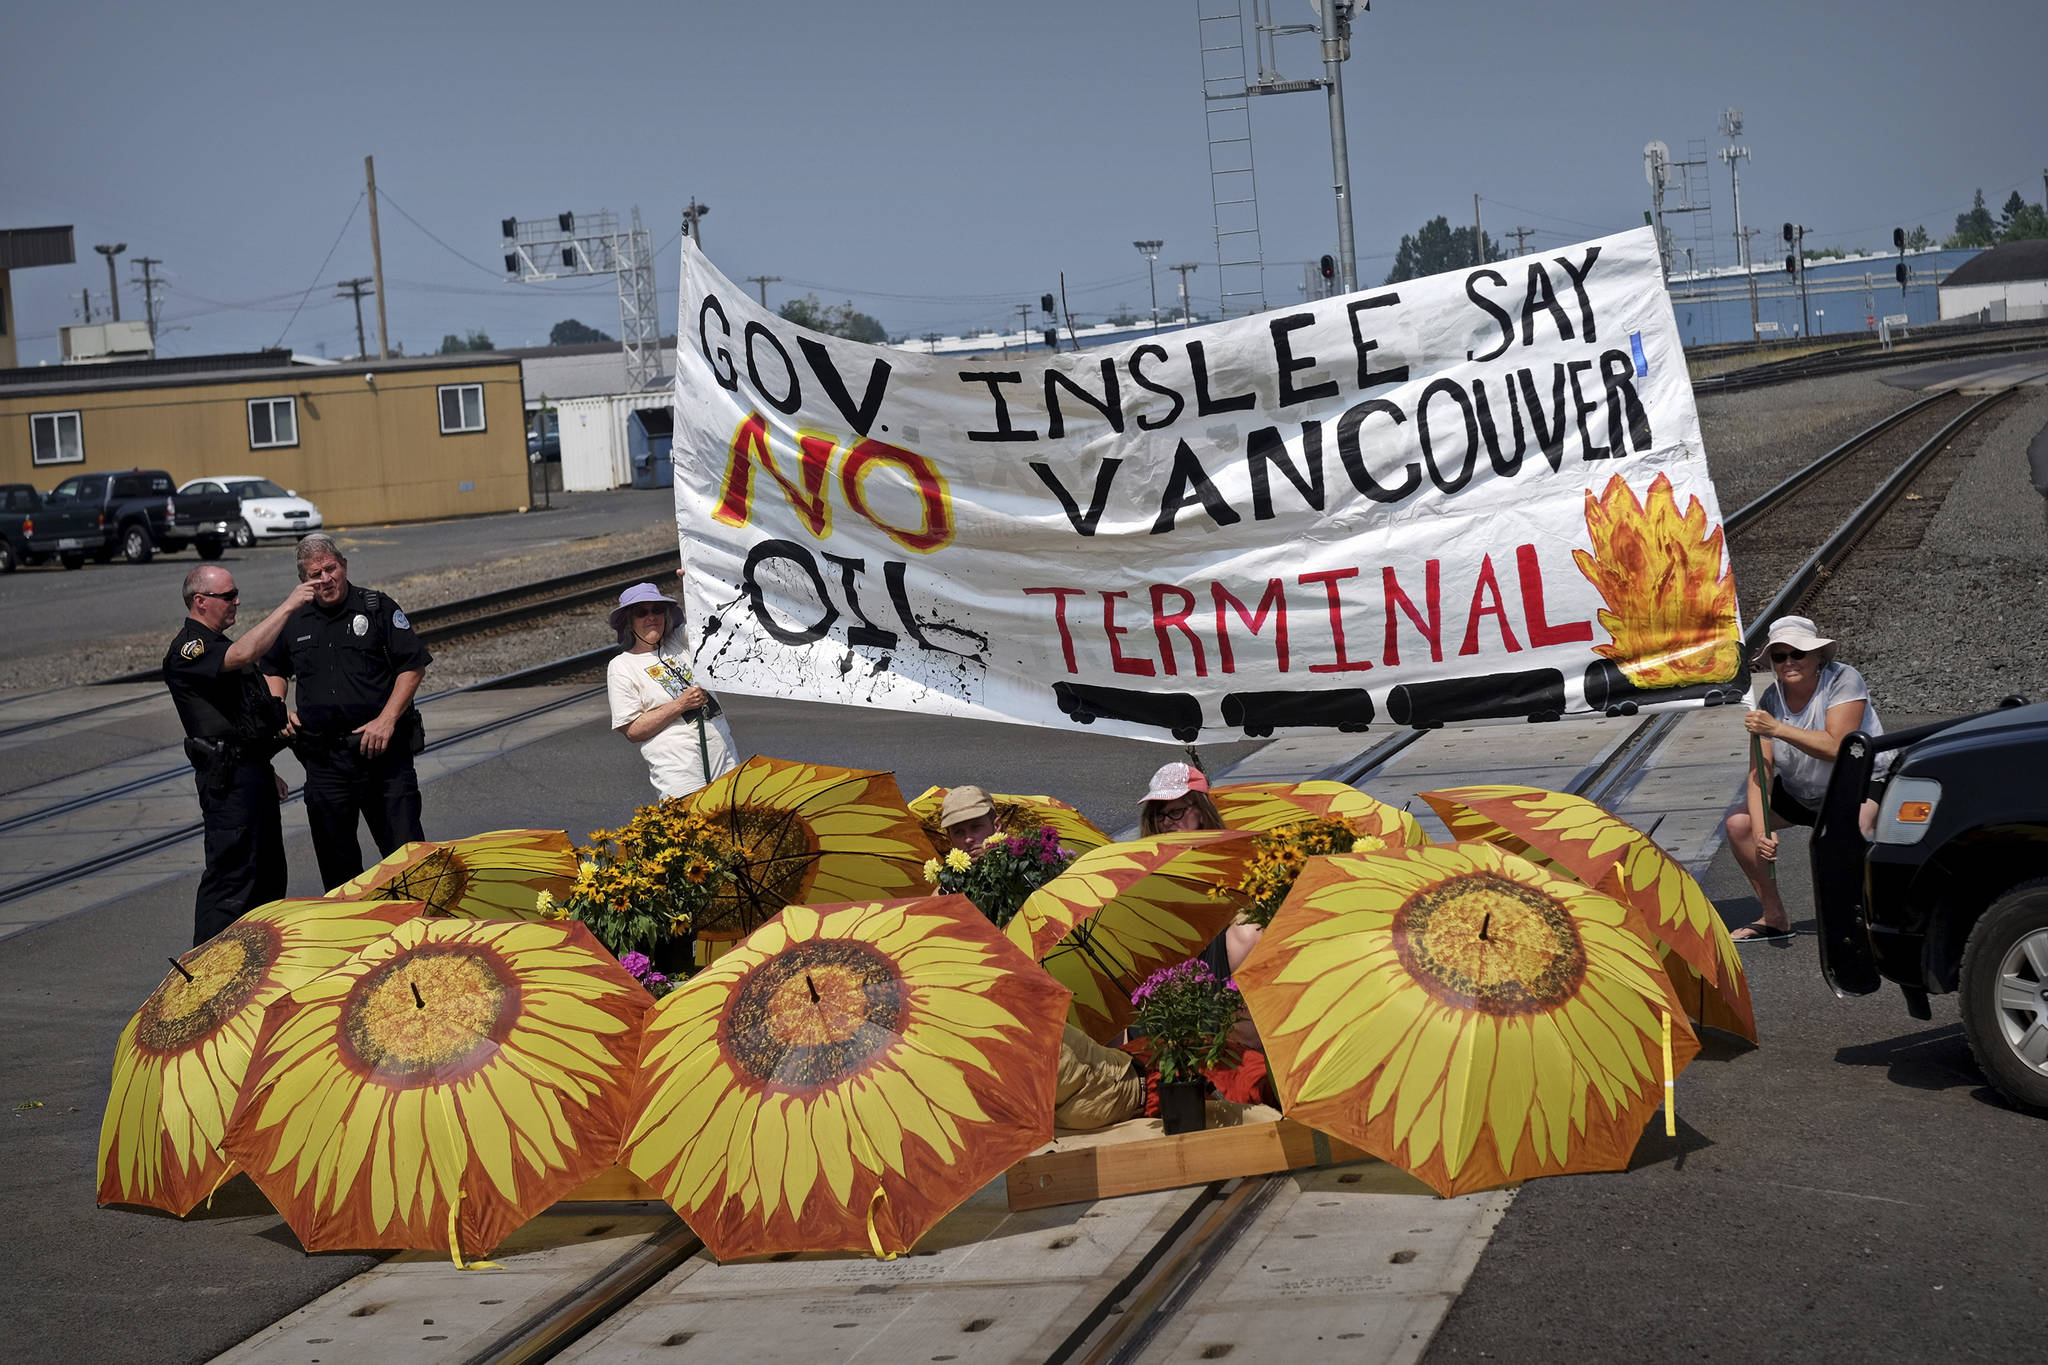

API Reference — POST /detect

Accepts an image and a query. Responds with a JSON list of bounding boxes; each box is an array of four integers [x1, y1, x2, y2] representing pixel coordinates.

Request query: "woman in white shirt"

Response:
[[1725, 615, 1887, 941], [606, 582, 738, 799]]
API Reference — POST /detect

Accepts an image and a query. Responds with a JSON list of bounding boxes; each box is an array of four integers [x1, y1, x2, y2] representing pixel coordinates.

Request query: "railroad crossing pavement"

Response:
[[189, 697, 1745, 1365], [0, 684, 610, 941]]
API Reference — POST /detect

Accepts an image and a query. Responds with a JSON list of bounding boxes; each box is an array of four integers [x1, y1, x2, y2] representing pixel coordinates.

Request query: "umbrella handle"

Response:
[[1748, 730, 1776, 883]]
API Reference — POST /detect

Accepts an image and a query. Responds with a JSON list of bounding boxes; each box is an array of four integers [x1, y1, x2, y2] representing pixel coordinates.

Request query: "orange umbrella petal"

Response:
[[1212, 779, 1429, 846]]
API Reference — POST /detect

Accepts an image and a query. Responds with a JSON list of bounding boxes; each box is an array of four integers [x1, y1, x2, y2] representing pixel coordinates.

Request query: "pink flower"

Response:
[[619, 950, 652, 979]]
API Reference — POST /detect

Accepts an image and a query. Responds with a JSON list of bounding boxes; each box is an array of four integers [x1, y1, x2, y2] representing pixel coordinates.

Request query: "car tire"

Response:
[[0, 540, 15, 573], [92, 546, 115, 564], [231, 519, 255, 548], [60, 551, 85, 569], [122, 525, 154, 564], [196, 538, 225, 560], [1958, 877, 2048, 1114]]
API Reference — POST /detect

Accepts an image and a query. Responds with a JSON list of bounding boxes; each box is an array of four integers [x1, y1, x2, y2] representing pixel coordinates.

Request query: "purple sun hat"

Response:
[[609, 581, 685, 644]]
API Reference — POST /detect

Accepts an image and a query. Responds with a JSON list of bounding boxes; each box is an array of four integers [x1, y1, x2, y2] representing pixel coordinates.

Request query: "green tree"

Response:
[[1998, 196, 2048, 243], [549, 318, 614, 345], [1384, 216, 1505, 285], [1903, 225, 1933, 251], [778, 294, 888, 344], [1945, 190, 1997, 248], [438, 329, 495, 353], [1802, 245, 1850, 261]]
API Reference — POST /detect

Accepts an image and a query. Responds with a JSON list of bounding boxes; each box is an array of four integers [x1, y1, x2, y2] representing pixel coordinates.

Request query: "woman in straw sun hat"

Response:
[[1723, 615, 1890, 941], [606, 580, 738, 799]]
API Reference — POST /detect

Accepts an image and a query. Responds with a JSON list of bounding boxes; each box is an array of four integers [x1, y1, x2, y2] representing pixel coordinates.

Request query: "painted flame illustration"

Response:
[[1572, 473, 1739, 688]]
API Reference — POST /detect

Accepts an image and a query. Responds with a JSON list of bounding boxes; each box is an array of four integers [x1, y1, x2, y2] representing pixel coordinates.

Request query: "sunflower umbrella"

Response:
[[622, 896, 1069, 1260], [1005, 830, 1254, 1042], [1212, 779, 1430, 847], [1417, 786, 1755, 1044], [98, 898, 427, 1215], [1237, 842, 1699, 1198], [683, 756, 938, 939], [221, 918, 650, 1260], [323, 828, 579, 920], [908, 786, 1110, 858]]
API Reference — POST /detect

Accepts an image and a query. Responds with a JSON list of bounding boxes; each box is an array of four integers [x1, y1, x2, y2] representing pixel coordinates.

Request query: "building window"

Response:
[[30, 411, 83, 466], [438, 383, 485, 434], [248, 396, 299, 449]]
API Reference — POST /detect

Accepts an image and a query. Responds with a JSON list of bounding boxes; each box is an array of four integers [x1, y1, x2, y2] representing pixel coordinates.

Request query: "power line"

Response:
[[377, 189, 507, 279], [273, 193, 364, 348]]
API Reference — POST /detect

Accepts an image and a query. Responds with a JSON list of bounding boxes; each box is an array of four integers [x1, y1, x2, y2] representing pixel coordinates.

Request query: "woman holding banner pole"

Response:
[[1725, 616, 1888, 941], [607, 581, 739, 799]]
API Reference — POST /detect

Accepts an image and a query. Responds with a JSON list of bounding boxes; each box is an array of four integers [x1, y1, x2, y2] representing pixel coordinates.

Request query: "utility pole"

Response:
[[681, 199, 710, 253], [1319, 0, 1359, 292], [364, 155, 390, 360], [1473, 194, 1487, 264], [745, 274, 781, 307], [1506, 225, 1536, 257], [335, 277, 374, 358], [1013, 302, 1033, 349], [93, 243, 126, 321], [1782, 223, 1811, 339], [1168, 262, 1200, 327], [80, 288, 92, 323], [1133, 240, 1163, 333], [921, 332, 940, 353], [131, 256, 164, 340], [1717, 110, 1755, 342]]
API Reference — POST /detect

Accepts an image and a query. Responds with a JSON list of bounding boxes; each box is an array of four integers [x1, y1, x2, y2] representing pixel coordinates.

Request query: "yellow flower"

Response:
[[922, 857, 941, 883], [945, 849, 972, 872]]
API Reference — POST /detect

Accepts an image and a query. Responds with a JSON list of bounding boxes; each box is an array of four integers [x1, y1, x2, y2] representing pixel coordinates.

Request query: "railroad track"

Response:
[[1694, 327, 2048, 394]]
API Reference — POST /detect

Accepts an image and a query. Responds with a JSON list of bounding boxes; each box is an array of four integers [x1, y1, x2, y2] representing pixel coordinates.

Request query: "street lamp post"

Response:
[[94, 243, 126, 322], [1133, 240, 1163, 333], [682, 200, 710, 252]]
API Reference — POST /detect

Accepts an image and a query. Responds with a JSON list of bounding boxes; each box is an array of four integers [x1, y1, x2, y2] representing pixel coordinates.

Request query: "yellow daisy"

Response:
[[622, 895, 1070, 1260]]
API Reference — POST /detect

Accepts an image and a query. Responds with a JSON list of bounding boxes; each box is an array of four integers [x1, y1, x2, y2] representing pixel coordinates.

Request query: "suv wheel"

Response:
[[122, 525, 154, 564], [196, 538, 225, 561], [1959, 878, 2048, 1113], [231, 519, 255, 548], [0, 540, 15, 573]]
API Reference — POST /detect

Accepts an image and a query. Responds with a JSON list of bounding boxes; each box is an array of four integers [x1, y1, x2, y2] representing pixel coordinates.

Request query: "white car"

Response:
[[177, 476, 324, 546]]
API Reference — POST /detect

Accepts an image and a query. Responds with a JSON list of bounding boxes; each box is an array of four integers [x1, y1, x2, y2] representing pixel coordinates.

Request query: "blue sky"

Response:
[[6, 0, 2043, 362]]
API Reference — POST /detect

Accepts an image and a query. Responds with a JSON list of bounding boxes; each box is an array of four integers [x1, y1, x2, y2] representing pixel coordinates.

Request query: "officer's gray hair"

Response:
[[296, 533, 345, 574], [182, 564, 228, 607]]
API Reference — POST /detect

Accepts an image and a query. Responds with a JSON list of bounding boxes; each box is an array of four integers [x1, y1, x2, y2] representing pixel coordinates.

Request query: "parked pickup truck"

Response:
[[0, 483, 103, 571], [42, 469, 242, 564], [1811, 695, 2048, 1113]]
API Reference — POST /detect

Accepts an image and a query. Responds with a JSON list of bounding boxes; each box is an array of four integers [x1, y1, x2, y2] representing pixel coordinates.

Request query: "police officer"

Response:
[[261, 533, 432, 889], [164, 565, 315, 944]]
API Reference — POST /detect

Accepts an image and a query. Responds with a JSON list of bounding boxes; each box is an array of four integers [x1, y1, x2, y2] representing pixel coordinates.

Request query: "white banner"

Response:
[[672, 229, 1742, 743]]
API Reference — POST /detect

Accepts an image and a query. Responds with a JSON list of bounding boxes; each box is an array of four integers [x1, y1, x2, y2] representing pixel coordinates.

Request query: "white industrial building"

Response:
[[1938, 240, 2048, 323]]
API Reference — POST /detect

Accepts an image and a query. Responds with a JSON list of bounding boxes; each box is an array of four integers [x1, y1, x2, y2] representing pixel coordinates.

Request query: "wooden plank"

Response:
[[1005, 1117, 1373, 1211]]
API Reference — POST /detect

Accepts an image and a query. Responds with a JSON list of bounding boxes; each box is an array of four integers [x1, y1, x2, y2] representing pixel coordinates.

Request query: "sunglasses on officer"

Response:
[[193, 588, 240, 602]]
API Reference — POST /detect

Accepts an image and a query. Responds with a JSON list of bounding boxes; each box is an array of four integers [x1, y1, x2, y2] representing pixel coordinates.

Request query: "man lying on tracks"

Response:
[[261, 533, 432, 890], [163, 564, 315, 943]]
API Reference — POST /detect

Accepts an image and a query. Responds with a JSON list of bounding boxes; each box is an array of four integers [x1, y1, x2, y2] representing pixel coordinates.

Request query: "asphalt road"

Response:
[[0, 487, 680, 665], [0, 692, 1262, 1365]]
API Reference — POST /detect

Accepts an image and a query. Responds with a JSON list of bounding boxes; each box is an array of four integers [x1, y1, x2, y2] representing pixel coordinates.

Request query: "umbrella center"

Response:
[[720, 940, 905, 1096], [389, 848, 471, 914], [135, 921, 278, 1055], [340, 944, 519, 1082], [702, 805, 818, 933], [1394, 872, 1587, 1014]]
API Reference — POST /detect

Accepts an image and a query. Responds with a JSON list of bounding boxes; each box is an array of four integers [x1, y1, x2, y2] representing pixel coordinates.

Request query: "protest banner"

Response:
[[672, 228, 1742, 743]]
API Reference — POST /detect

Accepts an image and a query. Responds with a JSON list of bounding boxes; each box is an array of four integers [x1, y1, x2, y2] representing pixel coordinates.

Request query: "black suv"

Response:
[[1812, 697, 2048, 1112]]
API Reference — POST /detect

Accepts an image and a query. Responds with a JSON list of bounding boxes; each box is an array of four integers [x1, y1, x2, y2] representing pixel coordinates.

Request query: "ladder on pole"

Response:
[[1198, 0, 1267, 318]]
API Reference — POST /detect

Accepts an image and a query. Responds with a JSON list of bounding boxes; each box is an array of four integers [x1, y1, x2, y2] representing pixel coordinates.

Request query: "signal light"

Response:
[[1319, 254, 1336, 282], [561, 246, 577, 269], [1043, 328, 1059, 350], [558, 212, 575, 233], [1786, 254, 1798, 277], [1896, 263, 1909, 287], [1041, 293, 1056, 314], [1896, 801, 1934, 824], [501, 217, 518, 239], [503, 253, 518, 273], [1783, 222, 1794, 244], [1893, 227, 1906, 251]]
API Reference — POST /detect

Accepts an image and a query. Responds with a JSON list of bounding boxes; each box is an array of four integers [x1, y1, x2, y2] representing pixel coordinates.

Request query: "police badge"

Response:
[[179, 638, 206, 661], [351, 613, 369, 637]]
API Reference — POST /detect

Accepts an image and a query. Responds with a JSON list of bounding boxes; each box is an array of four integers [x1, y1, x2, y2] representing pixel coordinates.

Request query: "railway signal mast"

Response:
[[500, 209, 662, 390]]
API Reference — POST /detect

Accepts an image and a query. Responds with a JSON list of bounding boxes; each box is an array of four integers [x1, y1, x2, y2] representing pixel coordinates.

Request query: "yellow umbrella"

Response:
[[98, 898, 426, 1215], [1211, 779, 1429, 846], [1237, 842, 1698, 1198], [621, 896, 1070, 1260], [1005, 830, 1254, 1042], [683, 756, 937, 939], [908, 785, 1110, 857], [221, 918, 651, 1259], [1418, 785, 1755, 1044], [323, 828, 578, 920]]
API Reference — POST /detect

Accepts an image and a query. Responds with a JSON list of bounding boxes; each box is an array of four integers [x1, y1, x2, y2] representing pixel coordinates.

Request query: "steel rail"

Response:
[[1723, 390, 1957, 535], [1696, 331, 2048, 394], [0, 685, 603, 907], [461, 1219, 706, 1365], [0, 688, 163, 741]]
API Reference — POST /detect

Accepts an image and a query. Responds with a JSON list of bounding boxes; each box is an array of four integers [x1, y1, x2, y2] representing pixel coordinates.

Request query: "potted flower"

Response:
[[1232, 816, 1373, 927], [925, 825, 1076, 929], [544, 797, 740, 977], [1129, 959, 1242, 1134]]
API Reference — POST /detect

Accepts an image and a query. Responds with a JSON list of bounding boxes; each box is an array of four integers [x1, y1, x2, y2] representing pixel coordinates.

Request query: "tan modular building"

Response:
[[0, 351, 530, 526]]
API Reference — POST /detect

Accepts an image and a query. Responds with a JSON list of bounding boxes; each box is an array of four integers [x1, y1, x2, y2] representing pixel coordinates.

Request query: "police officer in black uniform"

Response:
[[261, 533, 433, 890], [164, 564, 316, 944]]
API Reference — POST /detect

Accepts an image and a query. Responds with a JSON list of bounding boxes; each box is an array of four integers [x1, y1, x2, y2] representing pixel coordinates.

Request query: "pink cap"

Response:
[[1143, 762, 1209, 804]]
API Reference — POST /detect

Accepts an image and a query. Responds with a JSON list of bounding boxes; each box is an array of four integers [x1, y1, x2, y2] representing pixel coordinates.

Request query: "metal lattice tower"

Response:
[[502, 207, 662, 390], [1197, 0, 1269, 317]]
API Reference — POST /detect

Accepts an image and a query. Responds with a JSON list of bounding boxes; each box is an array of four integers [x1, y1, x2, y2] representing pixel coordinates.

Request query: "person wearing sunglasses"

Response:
[[163, 564, 316, 944], [1724, 615, 1890, 941]]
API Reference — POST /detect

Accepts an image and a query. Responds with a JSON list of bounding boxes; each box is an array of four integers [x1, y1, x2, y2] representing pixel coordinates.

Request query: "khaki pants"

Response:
[[1053, 1025, 1145, 1131]]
